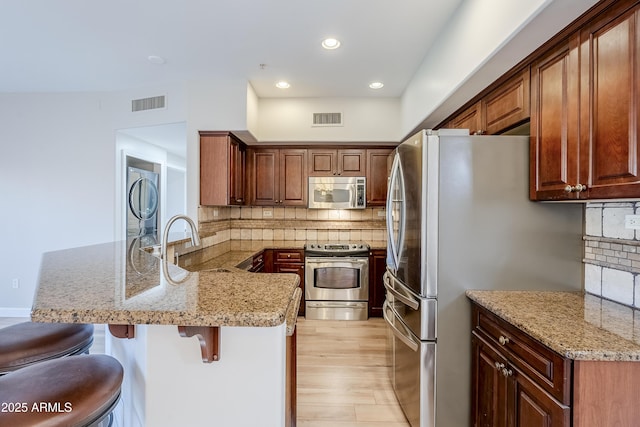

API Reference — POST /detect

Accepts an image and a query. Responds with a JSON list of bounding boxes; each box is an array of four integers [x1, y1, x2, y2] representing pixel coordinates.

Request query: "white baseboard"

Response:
[[0, 307, 31, 317]]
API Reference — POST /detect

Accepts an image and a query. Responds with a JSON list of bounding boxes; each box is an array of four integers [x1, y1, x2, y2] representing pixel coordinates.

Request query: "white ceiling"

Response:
[[0, 0, 463, 98]]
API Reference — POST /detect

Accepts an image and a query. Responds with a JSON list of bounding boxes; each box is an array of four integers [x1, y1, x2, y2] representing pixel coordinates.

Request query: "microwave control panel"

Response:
[[356, 178, 365, 207]]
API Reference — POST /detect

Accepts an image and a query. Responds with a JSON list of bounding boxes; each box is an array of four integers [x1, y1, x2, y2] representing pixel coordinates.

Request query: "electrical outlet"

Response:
[[263, 209, 273, 218], [625, 215, 640, 229], [213, 208, 219, 217], [377, 210, 386, 217], [12, 278, 19, 289]]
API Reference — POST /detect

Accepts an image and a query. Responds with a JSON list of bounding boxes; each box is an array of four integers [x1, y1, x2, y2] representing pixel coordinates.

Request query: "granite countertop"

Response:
[[178, 239, 387, 272], [32, 239, 301, 330], [466, 290, 640, 361]]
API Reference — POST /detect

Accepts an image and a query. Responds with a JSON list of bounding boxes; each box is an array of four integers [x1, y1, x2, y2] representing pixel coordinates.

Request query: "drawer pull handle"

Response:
[[498, 335, 510, 346]]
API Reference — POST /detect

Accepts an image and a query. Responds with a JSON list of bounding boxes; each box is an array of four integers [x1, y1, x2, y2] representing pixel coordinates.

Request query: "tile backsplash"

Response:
[[584, 202, 640, 308], [198, 205, 387, 248]]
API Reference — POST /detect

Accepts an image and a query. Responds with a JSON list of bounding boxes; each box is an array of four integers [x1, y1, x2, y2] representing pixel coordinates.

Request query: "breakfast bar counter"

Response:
[[32, 240, 300, 328], [31, 239, 301, 427]]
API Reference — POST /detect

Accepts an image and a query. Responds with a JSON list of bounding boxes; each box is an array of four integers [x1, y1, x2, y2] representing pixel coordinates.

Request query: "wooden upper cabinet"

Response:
[[308, 149, 365, 176], [448, 101, 484, 135], [531, 1, 640, 201], [447, 68, 530, 135], [251, 148, 307, 206], [200, 131, 246, 206], [530, 36, 581, 201], [579, 4, 640, 199], [366, 148, 393, 206], [251, 148, 279, 205], [483, 68, 530, 135]]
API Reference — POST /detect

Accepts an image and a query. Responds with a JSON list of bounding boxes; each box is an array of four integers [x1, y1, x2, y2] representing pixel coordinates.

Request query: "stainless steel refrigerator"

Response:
[[383, 129, 583, 427]]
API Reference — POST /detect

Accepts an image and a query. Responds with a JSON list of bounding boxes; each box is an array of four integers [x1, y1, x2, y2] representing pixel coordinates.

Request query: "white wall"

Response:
[[400, 0, 600, 136], [0, 93, 112, 311], [256, 97, 400, 142], [0, 78, 253, 312], [0, 86, 189, 312], [185, 78, 249, 220]]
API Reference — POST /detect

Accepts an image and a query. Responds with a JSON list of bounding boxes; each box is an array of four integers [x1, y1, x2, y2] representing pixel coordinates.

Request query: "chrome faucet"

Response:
[[161, 215, 201, 263]]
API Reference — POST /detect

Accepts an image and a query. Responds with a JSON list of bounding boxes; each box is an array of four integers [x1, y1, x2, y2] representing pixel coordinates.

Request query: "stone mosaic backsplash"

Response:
[[197, 205, 387, 248], [584, 202, 640, 308]]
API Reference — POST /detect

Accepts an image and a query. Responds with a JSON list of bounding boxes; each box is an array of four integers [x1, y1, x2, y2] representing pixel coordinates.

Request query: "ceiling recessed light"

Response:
[[276, 81, 290, 89], [321, 38, 341, 50], [369, 82, 384, 89], [147, 55, 166, 65]]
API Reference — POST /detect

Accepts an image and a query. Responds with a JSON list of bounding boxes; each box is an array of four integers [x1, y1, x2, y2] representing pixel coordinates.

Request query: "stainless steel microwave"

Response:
[[308, 176, 366, 209]]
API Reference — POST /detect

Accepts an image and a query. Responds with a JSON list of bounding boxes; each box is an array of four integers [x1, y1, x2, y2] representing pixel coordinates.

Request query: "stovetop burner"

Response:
[[304, 242, 370, 256]]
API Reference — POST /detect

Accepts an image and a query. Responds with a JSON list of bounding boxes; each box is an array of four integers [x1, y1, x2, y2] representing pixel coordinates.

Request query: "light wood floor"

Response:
[[1, 316, 409, 426], [296, 317, 410, 427]]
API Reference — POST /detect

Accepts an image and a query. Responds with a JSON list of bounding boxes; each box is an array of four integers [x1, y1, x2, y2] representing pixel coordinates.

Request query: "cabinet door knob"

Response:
[[502, 368, 513, 377], [494, 362, 505, 370], [498, 335, 510, 346]]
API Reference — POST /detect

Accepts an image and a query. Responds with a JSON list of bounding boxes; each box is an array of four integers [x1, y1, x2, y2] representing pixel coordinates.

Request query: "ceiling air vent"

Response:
[[312, 112, 343, 127], [131, 95, 166, 112]]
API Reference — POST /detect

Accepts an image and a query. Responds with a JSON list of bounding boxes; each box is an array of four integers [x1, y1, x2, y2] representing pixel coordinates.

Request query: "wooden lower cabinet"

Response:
[[472, 334, 509, 427], [265, 249, 305, 316], [471, 308, 570, 427], [368, 249, 386, 317], [511, 362, 570, 427], [471, 302, 640, 427]]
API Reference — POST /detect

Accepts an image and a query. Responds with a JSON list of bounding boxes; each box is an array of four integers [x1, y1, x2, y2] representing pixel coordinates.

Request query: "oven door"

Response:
[[304, 257, 369, 301]]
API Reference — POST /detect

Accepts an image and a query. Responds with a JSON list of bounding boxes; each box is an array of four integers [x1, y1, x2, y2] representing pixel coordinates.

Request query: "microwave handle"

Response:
[[350, 184, 357, 208]]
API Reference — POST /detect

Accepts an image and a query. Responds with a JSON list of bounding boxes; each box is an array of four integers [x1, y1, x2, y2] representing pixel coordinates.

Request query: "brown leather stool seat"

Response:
[[0, 354, 123, 427], [0, 322, 94, 374]]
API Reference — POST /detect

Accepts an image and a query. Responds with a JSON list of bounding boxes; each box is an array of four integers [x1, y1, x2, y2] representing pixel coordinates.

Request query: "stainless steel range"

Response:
[[304, 242, 370, 320]]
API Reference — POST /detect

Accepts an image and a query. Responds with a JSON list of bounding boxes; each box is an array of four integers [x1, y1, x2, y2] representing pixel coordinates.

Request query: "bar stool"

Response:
[[0, 354, 123, 427], [0, 322, 94, 374]]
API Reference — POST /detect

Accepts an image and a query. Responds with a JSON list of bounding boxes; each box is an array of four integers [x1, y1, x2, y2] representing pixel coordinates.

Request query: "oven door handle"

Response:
[[383, 272, 419, 311], [304, 257, 369, 266], [383, 300, 419, 352]]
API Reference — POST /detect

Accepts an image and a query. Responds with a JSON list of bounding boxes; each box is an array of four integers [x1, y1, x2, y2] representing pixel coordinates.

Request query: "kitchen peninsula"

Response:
[[31, 239, 301, 427]]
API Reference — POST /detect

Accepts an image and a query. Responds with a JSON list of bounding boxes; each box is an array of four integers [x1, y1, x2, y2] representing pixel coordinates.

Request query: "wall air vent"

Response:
[[131, 95, 166, 112], [312, 112, 343, 127]]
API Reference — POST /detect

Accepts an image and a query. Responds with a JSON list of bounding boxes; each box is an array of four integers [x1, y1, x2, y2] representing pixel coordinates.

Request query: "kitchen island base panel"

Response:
[[107, 323, 287, 427]]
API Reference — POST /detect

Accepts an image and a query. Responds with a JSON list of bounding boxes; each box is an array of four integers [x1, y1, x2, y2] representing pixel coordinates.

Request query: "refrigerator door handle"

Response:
[[383, 300, 419, 352], [386, 153, 405, 271], [383, 272, 419, 311]]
